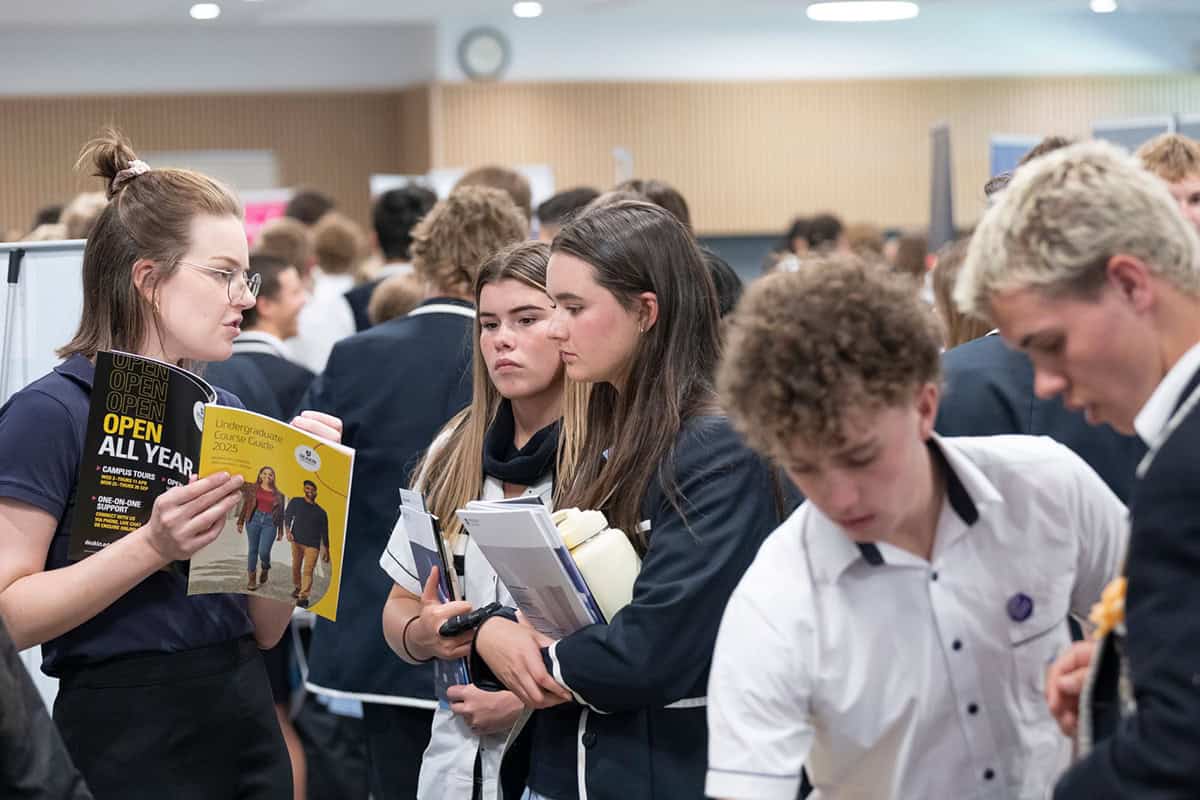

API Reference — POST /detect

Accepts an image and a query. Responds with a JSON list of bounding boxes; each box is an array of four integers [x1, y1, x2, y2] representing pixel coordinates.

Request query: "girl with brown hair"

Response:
[[237, 465, 287, 591], [0, 129, 341, 798], [380, 240, 578, 800], [473, 202, 787, 800]]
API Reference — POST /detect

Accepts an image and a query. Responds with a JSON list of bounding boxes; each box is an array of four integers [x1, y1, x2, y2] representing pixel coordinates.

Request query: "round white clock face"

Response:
[[459, 28, 510, 80]]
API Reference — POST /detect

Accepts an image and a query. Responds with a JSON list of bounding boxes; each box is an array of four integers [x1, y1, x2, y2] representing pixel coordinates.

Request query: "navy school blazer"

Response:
[[1054, 366, 1200, 798], [301, 299, 474, 702], [495, 416, 788, 800], [936, 334, 1146, 503]]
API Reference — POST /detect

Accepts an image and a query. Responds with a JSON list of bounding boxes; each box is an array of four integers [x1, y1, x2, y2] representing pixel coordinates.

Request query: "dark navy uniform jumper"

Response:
[[496, 416, 784, 800], [300, 297, 475, 800]]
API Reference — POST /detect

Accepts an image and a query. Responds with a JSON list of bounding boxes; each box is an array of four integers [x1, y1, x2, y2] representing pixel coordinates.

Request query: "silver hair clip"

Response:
[[109, 159, 152, 197]]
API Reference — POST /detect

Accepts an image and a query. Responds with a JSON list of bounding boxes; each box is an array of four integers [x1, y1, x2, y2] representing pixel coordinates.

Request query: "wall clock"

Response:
[[457, 27, 511, 81]]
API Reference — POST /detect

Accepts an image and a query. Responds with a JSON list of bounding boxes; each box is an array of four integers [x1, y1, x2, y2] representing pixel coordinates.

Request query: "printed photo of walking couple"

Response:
[[202, 467, 332, 607], [187, 404, 353, 621]]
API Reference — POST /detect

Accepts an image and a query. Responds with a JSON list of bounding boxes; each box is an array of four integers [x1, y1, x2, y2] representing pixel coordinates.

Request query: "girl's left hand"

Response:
[[475, 616, 571, 709], [446, 684, 526, 735], [290, 411, 344, 444]]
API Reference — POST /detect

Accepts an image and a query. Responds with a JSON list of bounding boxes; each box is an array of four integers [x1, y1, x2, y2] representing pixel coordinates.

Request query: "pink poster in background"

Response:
[[240, 189, 293, 246]]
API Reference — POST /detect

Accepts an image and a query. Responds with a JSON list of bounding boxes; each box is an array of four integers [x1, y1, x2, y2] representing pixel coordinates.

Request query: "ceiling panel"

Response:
[[1, 0, 1197, 27]]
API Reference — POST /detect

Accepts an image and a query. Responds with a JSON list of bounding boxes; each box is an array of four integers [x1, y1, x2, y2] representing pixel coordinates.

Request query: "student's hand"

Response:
[[286, 531, 294, 543], [474, 616, 571, 709], [446, 684, 526, 735], [236, 523, 244, 534], [1046, 640, 1097, 737], [321, 545, 330, 563], [408, 567, 474, 661], [145, 473, 244, 563], [276, 529, 284, 542], [290, 410, 343, 445]]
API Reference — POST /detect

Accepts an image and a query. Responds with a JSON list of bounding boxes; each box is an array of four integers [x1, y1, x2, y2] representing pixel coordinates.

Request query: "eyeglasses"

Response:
[[178, 261, 262, 304]]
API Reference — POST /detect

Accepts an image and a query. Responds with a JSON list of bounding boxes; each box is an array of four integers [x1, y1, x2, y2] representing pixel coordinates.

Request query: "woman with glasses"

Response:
[[0, 129, 336, 798]]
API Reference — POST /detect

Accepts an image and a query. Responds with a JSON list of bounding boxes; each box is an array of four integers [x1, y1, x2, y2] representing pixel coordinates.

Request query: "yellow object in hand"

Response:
[[1089, 576, 1127, 640], [553, 508, 641, 622]]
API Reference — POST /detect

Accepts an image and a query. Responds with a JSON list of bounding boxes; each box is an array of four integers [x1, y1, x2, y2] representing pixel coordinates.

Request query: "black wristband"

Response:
[[401, 614, 434, 664], [470, 605, 520, 692]]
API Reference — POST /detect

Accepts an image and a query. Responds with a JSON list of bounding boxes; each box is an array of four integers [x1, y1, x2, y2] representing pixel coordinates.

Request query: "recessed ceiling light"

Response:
[[1089, 0, 1117, 13], [513, 1, 543, 18], [190, 3, 221, 20], [806, 1, 919, 22]]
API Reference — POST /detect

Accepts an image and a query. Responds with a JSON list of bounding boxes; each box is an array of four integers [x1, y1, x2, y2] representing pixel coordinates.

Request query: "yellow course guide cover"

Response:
[[188, 404, 354, 621]]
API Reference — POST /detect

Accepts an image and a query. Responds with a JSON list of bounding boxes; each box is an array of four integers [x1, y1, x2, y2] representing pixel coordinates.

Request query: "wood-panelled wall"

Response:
[[4, 76, 1200, 238], [432, 76, 1200, 234], [397, 85, 433, 175], [0, 91, 420, 236]]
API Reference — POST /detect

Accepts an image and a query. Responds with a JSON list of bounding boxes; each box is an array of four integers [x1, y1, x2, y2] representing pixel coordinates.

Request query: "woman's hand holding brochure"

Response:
[[458, 500, 642, 707], [145, 472, 245, 563], [288, 410, 344, 444], [408, 565, 475, 661], [455, 501, 640, 638]]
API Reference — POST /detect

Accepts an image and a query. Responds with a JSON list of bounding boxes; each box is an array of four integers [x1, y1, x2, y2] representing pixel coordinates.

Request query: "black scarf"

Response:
[[481, 400, 559, 486]]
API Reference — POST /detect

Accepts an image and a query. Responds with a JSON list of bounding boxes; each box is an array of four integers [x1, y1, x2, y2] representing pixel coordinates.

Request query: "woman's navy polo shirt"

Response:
[[0, 354, 253, 676]]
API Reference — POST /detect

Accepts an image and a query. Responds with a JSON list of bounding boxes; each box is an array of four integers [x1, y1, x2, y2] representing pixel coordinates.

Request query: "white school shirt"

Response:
[[285, 268, 356, 373], [380, 472, 554, 800], [706, 434, 1127, 800]]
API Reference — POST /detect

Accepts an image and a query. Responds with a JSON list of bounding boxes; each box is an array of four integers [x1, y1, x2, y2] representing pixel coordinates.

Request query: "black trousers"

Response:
[[361, 702, 434, 800], [53, 636, 292, 800]]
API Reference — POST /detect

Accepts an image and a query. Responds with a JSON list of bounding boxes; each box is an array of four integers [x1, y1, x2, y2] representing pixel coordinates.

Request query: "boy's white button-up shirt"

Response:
[[706, 434, 1128, 800]]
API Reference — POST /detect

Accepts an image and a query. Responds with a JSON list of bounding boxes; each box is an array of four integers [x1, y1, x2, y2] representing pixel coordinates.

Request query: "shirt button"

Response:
[[931, 571, 939, 581], [952, 639, 962, 651], [984, 769, 995, 781], [582, 731, 598, 749], [968, 703, 979, 715]]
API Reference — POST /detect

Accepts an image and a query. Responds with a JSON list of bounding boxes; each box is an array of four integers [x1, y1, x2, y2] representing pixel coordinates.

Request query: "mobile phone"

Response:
[[439, 602, 502, 638]]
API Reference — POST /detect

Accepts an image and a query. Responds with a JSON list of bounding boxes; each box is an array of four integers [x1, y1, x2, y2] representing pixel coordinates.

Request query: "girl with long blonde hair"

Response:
[[381, 240, 583, 800]]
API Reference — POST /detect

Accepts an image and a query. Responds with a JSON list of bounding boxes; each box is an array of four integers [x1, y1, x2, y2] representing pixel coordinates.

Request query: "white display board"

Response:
[[18, 647, 57, 711], [143, 149, 280, 194], [0, 240, 86, 405], [0, 239, 83, 710]]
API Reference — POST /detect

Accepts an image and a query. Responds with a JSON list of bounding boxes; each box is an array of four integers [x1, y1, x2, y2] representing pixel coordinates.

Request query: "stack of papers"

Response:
[[456, 498, 604, 640], [394, 489, 469, 705]]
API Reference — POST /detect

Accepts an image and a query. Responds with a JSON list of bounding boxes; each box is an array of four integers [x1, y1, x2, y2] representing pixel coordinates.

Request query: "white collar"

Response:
[[1133, 340, 1200, 445], [312, 269, 356, 292], [481, 472, 554, 502], [805, 433, 1003, 583], [232, 331, 290, 359], [378, 261, 413, 278], [407, 303, 475, 320]]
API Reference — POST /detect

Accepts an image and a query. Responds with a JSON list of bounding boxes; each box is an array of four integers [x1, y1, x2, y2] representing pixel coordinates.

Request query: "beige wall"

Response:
[[432, 76, 1200, 235], [0, 91, 416, 237], [3, 76, 1200, 238]]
